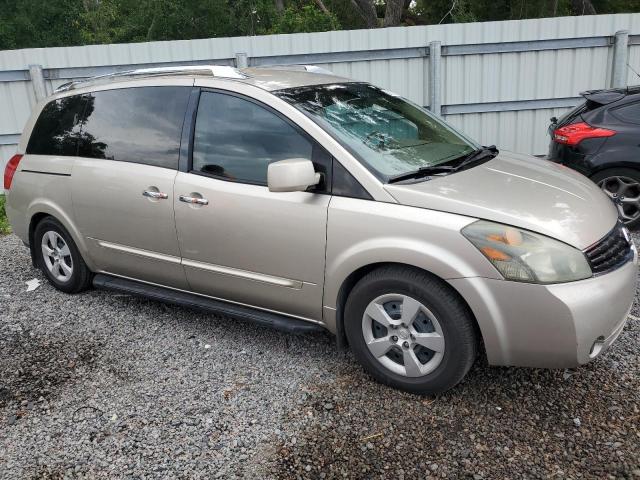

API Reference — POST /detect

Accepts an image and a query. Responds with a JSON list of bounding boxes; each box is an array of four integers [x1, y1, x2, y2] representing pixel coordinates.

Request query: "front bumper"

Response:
[[448, 254, 638, 368]]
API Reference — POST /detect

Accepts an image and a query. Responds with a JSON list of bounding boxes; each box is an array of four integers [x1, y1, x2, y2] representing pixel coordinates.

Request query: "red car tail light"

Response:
[[4, 154, 23, 190], [553, 122, 616, 146]]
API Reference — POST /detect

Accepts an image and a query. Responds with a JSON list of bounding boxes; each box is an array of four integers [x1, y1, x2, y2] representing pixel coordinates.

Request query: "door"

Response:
[[174, 90, 331, 320], [71, 85, 192, 288]]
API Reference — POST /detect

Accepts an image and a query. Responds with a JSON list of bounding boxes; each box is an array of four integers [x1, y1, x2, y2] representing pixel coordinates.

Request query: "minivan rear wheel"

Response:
[[344, 266, 478, 395], [34, 217, 93, 293]]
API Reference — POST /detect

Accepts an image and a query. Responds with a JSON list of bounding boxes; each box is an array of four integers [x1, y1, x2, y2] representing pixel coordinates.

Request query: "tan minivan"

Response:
[[4, 65, 637, 394]]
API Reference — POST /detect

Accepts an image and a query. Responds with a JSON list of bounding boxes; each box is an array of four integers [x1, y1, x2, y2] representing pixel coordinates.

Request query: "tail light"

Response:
[[4, 154, 23, 190], [553, 122, 616, 146]]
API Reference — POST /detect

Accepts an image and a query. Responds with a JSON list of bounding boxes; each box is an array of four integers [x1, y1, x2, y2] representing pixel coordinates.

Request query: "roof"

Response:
[[53, 64, 353, 95]]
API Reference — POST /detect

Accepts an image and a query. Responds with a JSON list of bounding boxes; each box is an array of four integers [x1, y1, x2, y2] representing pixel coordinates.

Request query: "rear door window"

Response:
[[77, 86, 190, 169], [26, 95, 87, 156]]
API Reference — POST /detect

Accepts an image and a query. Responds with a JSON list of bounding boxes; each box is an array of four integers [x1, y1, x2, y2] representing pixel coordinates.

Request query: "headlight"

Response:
[[462, 220, 592, 284]]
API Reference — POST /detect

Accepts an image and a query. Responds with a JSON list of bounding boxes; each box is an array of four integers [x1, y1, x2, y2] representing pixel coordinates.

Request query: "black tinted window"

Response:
[[192, 92, 313, 184], [27, 95, 87, 156], [77, 87, 189, 169], [612, 102, 640, 124], [332, 159, 372, 199]]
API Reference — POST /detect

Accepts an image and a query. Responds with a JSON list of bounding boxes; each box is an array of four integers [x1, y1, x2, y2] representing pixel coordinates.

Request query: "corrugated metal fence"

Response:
[[2, 13, 640, 170]]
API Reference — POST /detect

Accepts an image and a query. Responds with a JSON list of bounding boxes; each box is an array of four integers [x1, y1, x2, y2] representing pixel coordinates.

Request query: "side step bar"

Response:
[[93, 274, 325, 334]]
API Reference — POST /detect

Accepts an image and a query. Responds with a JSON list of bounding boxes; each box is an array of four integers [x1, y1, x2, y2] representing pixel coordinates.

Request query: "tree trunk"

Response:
[[275, 0, 285, 13], [313, 0, 331, 15], [570, 0, 596, 15], [351, 0, 378, 28], [383, 0, 404, 27]]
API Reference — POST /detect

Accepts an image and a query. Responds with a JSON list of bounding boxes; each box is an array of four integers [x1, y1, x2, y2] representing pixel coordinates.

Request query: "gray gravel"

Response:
[[0, 232, 639, 479]]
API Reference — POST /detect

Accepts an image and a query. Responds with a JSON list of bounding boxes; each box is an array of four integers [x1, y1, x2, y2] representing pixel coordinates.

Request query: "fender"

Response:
[[26, 197, 97, 271], [322, 197, 502, 333]]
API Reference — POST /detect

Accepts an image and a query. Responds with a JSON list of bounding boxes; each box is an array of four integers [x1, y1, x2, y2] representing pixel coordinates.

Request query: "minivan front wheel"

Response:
[[34, 217, 93, 293], [344, 266, 478, 395]]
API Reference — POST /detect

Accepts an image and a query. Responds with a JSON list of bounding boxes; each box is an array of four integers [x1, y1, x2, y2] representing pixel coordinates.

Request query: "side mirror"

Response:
[[267, 158, 321, 193]]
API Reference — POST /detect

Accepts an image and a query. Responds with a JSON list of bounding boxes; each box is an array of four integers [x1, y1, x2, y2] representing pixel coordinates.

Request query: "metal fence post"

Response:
[[611, 30, 629, 88], [235, 53, 249, 69], [428, 41, 442, 116], [28, 64, 47, 101]]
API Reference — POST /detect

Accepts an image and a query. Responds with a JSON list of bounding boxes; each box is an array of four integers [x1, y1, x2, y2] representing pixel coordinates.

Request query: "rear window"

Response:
[[555, 103, 588, 127], [77, 86, 190, 169], [26, 95, 86, 156]]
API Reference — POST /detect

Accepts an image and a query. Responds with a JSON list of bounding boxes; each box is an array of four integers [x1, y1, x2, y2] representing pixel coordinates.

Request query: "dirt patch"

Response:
[[0, 330, 101, 413]]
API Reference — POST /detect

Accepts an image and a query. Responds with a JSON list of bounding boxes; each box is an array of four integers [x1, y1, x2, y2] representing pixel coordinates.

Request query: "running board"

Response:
[[93, 274, 325, 334]]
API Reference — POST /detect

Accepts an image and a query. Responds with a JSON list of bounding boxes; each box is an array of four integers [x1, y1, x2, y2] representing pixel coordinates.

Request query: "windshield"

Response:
[[275, 83, 478, 180]]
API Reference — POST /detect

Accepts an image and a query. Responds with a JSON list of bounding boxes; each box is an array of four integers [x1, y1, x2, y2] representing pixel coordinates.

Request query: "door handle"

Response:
[[143, 190, 169, 200], [179, 195, 209, 206]]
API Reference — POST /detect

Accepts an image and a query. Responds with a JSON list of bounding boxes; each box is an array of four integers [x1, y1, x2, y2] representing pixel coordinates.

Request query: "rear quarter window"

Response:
[[77, 86, 190, 169], [26, 95, 87, 156], [611, 102, 640, 125]]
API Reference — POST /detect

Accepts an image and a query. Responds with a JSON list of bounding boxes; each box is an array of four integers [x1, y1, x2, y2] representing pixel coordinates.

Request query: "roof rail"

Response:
[[250, 64, 334, 75], [54, 65, 246, 93]]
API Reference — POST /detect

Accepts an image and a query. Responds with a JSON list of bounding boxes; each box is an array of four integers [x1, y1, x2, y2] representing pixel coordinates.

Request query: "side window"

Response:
[[612, 102, 640, 124], [192, 91, 313, 184], [77, 86, 190, 169], [26, 95, 87, 156]]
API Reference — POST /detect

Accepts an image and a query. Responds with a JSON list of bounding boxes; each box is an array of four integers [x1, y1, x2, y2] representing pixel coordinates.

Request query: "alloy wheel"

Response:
[[597, 175, 640, 224], [361, 293, 445, 377], [41, 231, 73, 282]]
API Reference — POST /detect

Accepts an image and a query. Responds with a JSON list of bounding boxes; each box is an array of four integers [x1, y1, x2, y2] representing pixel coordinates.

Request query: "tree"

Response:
[[383, 0, 405, 26], [271, 4, 339, 33], [2, 0, 640, 51], [570, 0, 596, 14], [0, 0, 84, 49], [351, 0, 379, 28]]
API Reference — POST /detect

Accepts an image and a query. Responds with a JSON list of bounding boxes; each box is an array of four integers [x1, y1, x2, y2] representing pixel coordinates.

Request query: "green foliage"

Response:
[[272, 5, 340, 33], [0, 0, 84, 49], [1, 0, 640, 51], [0, 195, 10, 235]]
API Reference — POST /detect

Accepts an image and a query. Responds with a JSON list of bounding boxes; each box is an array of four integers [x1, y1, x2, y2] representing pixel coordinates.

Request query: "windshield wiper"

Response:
[[387, 164, 457, 183], [450, 145, 498, 171], [387, 145, 499, 184]]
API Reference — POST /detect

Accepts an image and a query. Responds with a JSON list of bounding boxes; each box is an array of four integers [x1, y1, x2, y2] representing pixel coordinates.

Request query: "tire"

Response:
[[591, 168, 640, 229], [344, 265, 478, 395], [33, 216, 93, 293]]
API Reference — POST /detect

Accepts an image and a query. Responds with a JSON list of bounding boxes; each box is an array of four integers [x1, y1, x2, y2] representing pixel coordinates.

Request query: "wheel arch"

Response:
[[333, 262, 484, 356], [26, 201, 95, 271]]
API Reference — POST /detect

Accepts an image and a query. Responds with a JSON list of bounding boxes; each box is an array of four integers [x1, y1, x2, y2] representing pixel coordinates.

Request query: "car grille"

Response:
[[584, 225, 633, 275]]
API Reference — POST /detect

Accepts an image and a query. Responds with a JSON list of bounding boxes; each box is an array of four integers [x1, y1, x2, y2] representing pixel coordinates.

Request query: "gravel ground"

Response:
[[0, 232, 639, 480]]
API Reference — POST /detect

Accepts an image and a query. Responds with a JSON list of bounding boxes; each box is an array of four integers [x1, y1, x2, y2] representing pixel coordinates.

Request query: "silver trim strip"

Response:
[[95, 270, 324, 326], [94, 239, 182, 264], [0, 133, 21, 145], [94, 239, 306, 289], [442, 97, 583, 115], [182, 258, 304, 289]]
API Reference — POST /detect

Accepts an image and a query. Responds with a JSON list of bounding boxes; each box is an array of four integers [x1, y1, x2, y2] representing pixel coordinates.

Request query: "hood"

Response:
[[384, 151, 618, 250]]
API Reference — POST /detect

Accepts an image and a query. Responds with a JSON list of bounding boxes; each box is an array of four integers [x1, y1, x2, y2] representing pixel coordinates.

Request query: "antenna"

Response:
[[627, 62, 640, 81]]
